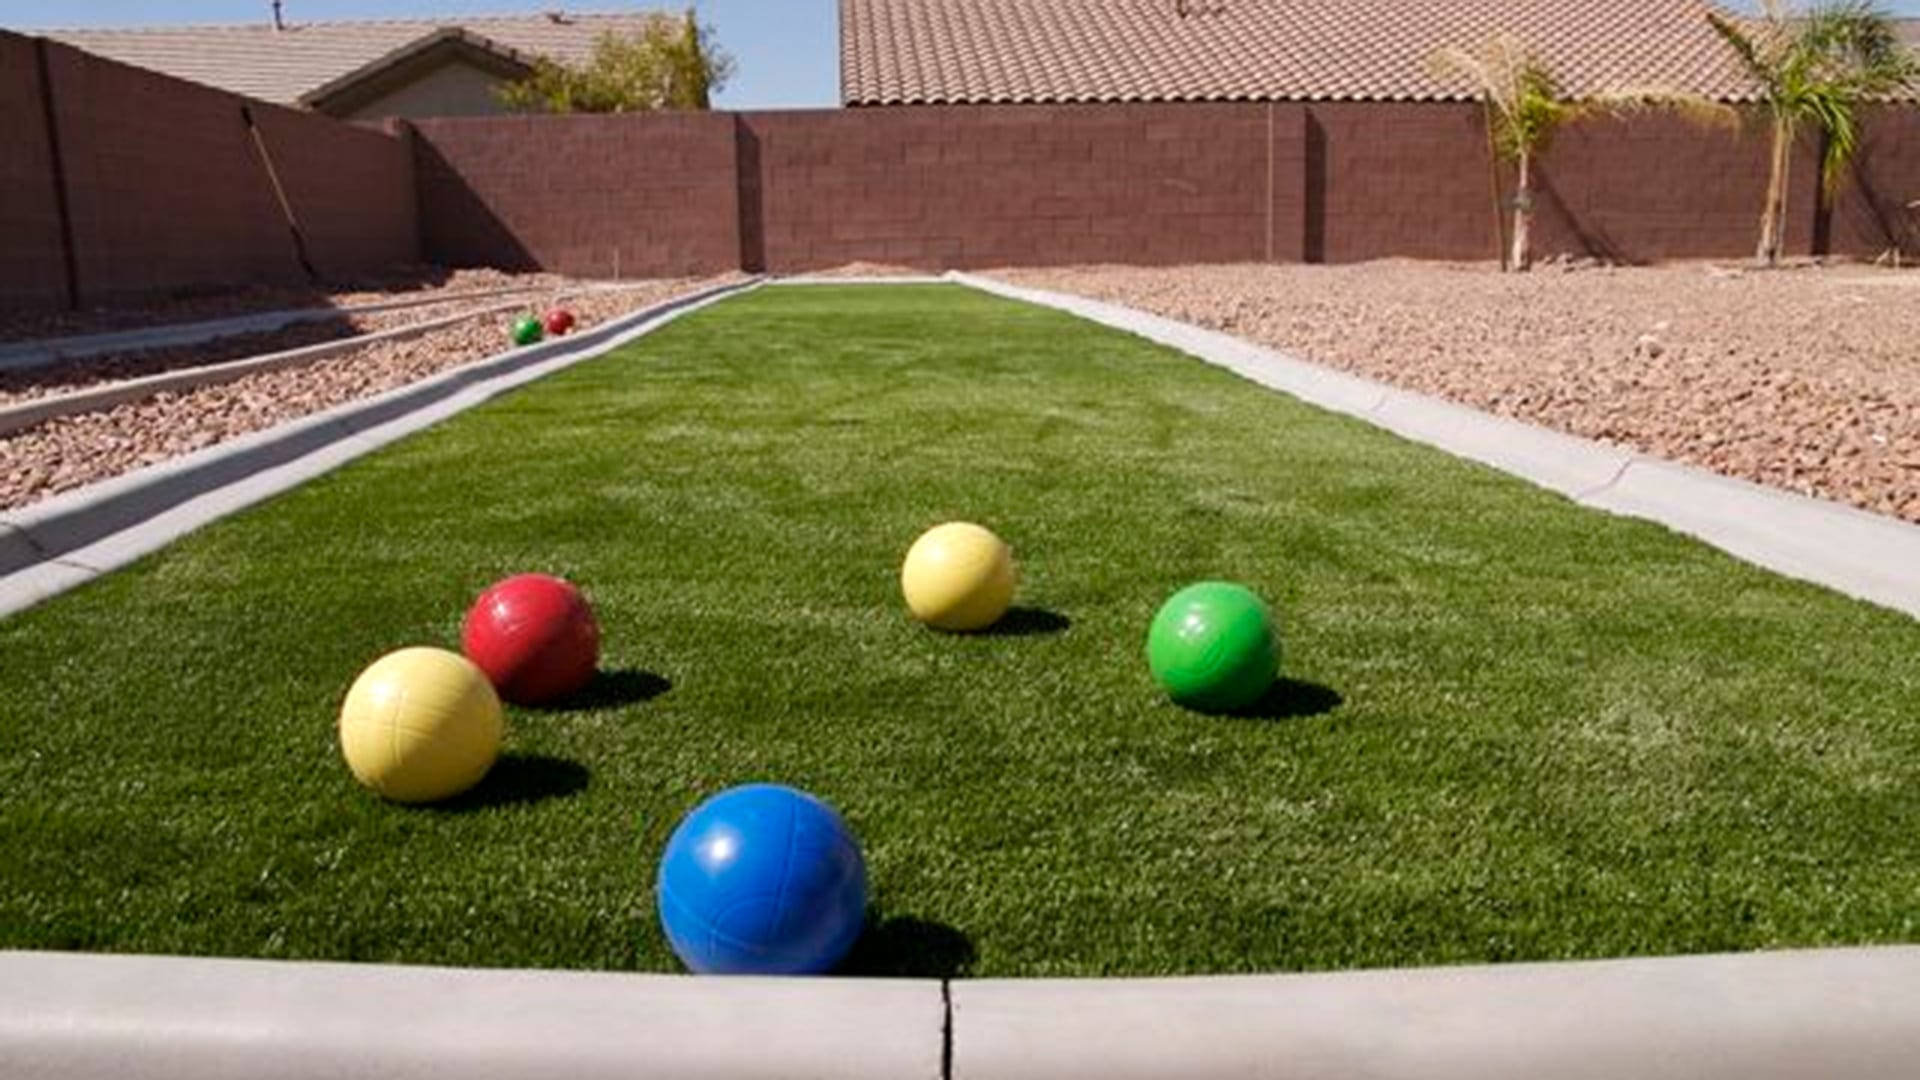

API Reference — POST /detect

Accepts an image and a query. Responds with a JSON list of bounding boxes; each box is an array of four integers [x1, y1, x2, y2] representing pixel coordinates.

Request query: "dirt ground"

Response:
[[994, 260, 1920, 525]]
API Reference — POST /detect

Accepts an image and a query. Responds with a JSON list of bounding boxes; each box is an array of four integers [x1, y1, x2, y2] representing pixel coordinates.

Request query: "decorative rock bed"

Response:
[[995, 261, 1920, 525]]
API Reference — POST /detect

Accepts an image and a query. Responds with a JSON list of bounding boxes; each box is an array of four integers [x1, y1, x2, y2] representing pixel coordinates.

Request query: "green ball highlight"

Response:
[[510, 316, 545, 346], [1146, 582, 1279, 713]]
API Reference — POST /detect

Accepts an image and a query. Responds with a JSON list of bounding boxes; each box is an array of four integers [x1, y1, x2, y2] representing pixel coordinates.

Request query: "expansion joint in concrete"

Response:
[[940, 978, 954, 1080], [1573, 456, 1640, 502]]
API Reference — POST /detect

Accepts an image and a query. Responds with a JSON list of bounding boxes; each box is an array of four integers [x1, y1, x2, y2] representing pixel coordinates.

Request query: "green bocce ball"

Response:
[[510, 316, 544, 346], [1146, 582, 1279, 713]]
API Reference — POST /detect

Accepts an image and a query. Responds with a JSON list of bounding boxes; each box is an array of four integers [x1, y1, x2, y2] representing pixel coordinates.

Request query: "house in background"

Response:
[[838, 0, 1761, 106], [40, 10, 668, 120]]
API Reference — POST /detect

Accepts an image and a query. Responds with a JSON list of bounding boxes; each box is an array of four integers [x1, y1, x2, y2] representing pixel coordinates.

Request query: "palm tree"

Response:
[[1707, 0, 1919, 266], [1432, 36, 1570, 272]]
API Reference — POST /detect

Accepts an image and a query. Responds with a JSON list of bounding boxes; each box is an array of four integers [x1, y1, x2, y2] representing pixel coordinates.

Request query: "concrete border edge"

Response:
[[952, 946, 1920, 1080], [0, 951, 943, 1080], [0, 283, 551, 371], [0, 297, 532, 437], [0, 277, 759, 619], [5, 947, 1918, 1080], [948, 271, 1920, 621]]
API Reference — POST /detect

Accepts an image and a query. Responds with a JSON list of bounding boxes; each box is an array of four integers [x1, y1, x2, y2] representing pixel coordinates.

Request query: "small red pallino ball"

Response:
[[461, 574, 600, 705], [542, 308, 576, 336]]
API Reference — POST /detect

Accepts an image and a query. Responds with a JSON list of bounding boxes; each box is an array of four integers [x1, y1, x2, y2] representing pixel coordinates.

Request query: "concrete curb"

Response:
[[950, 272, 1920, 621], [0, 297, 532, 437], [5, 948, 1917, 1079], [0, 283, 551, 372], [0, 951, 942, 1080], [953, 947, 1920, 1080], [0, 278, 758, 620]]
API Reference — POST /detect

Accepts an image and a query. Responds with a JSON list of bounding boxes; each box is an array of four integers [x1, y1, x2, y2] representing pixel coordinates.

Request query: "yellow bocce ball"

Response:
[[900, 521, 1017, 632], [339, 646, 503, 804]]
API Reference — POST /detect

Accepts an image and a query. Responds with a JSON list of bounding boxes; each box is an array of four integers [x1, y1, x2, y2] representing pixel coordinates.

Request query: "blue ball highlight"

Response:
[[657, 783, 868, 975]]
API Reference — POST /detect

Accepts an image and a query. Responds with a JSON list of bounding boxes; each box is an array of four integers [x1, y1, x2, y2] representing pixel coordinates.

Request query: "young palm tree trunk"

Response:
[[1511, 151, 1533, 271], [1757, 116, 1792, 265], [1484, 102, 1508, 271]]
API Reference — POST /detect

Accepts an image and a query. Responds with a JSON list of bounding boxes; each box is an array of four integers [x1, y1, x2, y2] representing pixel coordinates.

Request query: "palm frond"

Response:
[[1706, 12, 1773, 84], [1580, 88, 1743, 132], [1426, 34, 1569, 160], [1801, 85, 1860, 196]]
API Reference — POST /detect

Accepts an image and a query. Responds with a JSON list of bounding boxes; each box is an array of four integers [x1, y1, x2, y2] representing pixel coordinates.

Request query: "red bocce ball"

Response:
[[461, 574, 600, 705], [542, 308, 577, 336]]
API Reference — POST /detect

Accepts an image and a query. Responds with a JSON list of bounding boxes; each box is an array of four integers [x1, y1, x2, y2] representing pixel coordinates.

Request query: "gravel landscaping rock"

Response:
[[995, 261, 1920, 525], [0, 293, 568, 406], [0, 277, 739, 510], [0, 267, 568, 344]]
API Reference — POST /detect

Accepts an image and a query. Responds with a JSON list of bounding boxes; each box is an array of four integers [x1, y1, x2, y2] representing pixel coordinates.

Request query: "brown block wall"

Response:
[[1528, 108, 1827, 263], [1304, 100, 1920, 264], [0, 35, 66, 309], [402, 100, 1916, 272], [741, 103, 1303, 270], [1306, 103, 1496, 262], [23, 37, 417, 307], [1830, 106, 1920, 258], [410, 113, 741, 278]]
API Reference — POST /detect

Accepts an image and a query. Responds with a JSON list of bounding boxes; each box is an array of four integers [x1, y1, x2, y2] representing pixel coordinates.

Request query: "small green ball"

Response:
[[1146, 582, 1279, 713], [510, 316, 544, 346]]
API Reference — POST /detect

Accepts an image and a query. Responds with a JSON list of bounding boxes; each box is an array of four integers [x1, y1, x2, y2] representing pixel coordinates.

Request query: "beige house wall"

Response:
[[344, 59, 511, 120]]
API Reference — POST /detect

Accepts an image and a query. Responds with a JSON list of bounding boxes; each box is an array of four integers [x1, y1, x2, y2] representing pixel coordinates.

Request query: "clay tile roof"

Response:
[[41, 10, 673, 108], [841, 0, 1773, 105]]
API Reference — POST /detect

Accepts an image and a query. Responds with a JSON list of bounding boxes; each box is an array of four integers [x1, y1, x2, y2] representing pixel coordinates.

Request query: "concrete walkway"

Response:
[[952, 272, 1920, 623]]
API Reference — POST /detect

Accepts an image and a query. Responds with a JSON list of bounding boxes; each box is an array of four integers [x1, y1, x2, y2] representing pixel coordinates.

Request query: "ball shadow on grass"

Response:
[[980, 607, 1071, 638], [540, 667, 672, 711], [838, 913, 978, 978], [1228, 677, 1345, 720], [432, 753, 590, 813]]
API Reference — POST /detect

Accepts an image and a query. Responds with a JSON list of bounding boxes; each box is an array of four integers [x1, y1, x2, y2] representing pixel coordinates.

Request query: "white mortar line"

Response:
[[0, 279, 760, 620], [950, 271, 1920, 622]]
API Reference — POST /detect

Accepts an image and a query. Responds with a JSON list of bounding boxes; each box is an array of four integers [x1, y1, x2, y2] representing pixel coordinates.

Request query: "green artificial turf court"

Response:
[[3, 283, 1919, 977]]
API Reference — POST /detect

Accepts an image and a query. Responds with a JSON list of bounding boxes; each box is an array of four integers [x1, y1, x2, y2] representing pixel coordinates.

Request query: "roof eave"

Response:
[[298, 26, 535, 110]]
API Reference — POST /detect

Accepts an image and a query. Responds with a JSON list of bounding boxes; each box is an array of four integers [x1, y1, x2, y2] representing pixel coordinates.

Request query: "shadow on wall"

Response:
[[1838, 129, 1920, 258], [1531, 165, 1631, 265], [735, 117, 766, 273], [408, 126, 539, 272]]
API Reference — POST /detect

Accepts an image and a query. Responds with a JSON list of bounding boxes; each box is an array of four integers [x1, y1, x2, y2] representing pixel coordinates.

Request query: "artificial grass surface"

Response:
[[3, 283, 1919, 977]]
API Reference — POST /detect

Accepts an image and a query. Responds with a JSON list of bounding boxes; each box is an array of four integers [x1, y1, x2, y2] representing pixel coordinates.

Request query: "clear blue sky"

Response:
[[2, 0, 1915, 109], [0, 0, 842, 109]]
